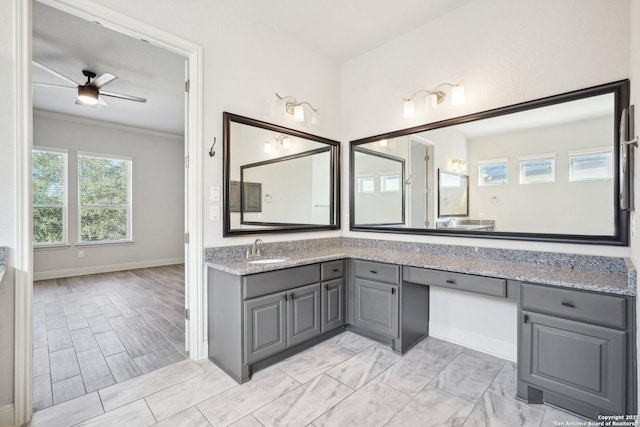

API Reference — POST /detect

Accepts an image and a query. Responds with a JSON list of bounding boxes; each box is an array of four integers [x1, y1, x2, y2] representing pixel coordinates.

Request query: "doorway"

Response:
[[14, 0, 204, 424]]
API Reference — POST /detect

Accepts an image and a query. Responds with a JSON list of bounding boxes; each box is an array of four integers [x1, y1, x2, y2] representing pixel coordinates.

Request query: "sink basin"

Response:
[[247, 258, 289, 264]]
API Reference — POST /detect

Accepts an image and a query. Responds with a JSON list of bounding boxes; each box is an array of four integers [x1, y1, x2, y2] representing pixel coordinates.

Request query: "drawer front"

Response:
[[404, 266, 506, 298], [354, 260, 400, 284], [244, 264, 320, 299], [321, 260, 344, 281], [520, 283, 626, 329]]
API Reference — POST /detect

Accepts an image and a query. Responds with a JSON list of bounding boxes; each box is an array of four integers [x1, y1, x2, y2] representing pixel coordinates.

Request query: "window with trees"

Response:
[[78, 153, 132, 243], [33, 147, 68, 245]]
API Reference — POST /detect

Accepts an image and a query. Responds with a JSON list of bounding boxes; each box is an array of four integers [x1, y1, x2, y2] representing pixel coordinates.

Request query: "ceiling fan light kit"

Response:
[[77, 84, 100, 106]]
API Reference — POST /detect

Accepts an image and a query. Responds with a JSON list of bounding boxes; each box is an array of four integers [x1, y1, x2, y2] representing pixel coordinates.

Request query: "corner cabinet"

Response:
[[517, 282, 636, 420], [209, 261, 345, 383]]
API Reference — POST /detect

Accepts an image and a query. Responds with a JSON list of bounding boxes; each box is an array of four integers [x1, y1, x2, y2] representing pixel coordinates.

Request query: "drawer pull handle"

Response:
[[332, 268, 339, 272], [370, 270, 378, 274], [391, 288, 396, 294], [289, 292, 295, 301], [325, 284, 329, 291], [446, 279, 456, 284], [561, 301, 575, 308]]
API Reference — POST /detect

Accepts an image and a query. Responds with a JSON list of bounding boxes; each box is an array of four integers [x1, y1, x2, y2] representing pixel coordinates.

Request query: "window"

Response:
[[380, 173, 401, 192], [33, 148, 68, 245], [478, 158, 508, 186], [357, 175, 374, 193], [519, 154, 555, 184], [569, 148, 612, 181], [78, 153, 132, 243]]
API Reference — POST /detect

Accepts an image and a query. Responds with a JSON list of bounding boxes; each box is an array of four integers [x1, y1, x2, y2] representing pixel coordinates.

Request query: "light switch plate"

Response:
[[210, 205, 220, 221], [210, 186, 220, 202]]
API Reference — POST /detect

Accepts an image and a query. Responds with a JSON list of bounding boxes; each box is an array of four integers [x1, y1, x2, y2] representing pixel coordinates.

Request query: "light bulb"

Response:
[[293, 105, 304, 122], [403, 100, 415, 118], [379, 139, 388, 148], [282, 137, 291, 149], [428, 93, 439, 110], [264, 141, 272, 153], [310, 111, 320, 125], [451, 85, 465, 106]]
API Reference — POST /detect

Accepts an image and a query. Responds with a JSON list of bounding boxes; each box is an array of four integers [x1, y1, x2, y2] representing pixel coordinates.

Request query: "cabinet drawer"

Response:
[[321, 260, 344, 281], [520, 283, 626, 329], [354, 260, 400, 284], [404, 266, 506, 298], [244, 264, 320, 299]]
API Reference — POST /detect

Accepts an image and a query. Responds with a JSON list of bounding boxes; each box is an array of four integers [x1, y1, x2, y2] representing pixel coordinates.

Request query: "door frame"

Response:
[[13, 1, 204, 424]]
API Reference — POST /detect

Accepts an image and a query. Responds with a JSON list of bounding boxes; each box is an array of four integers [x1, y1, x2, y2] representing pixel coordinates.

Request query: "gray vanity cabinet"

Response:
[[517, 282, 634, 419], [352, 260, 400, 339], [322, 279, 344, 332], [244, 291, 288, 364], [287, 283, 321, 347]]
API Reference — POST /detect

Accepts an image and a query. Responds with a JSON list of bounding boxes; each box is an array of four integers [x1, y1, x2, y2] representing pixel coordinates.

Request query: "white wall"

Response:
[[342, 0, 630, 360], [32, 112, 184, 279], [0, 0, 17, 413], [467, 116, 614, 235]]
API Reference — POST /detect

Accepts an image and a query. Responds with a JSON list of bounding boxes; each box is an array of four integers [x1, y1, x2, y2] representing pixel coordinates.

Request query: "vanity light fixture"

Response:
[[379, 139, 388, 148], [402, 81, 465, 118], [276, 93, 320, 124], [450, 159, 466, 171]]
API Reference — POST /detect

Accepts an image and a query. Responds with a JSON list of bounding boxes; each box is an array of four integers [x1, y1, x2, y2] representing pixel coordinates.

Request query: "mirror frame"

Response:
[[350, 80, 630, 246], [223, 112, 340, 236], [437, 169, 469, 218]]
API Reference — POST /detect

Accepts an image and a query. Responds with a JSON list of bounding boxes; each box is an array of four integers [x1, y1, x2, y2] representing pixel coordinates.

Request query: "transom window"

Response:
[[78, 152, 133, 243], [519, 154, 555, 184], [478, 158, 508, 186], [569, 148, 612, 181], [32, 147, 68, 246]]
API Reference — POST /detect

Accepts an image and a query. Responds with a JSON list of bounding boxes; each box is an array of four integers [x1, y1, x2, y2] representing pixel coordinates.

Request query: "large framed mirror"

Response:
[[350, 80, 630, 245], [224, 112, 340, 236]]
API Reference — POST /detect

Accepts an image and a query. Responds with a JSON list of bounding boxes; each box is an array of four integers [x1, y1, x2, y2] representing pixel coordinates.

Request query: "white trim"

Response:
[[75, 240, 134, 247], [16, 1, 204, 425], [14, 0, 34, 424], [518, 152, 556, 161], [477, 157, 509, 165], [76, 150, 133, 162], [33, 257, 185, 281], [34, 109, 184, 141], [32, 145, 68, 153], [567, 145, 612, 156], [0, 403, 16, 427]]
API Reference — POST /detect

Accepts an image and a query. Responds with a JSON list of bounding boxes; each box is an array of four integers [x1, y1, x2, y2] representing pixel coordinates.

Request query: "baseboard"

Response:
[[33, 258, 184, 280], [0, 403, 15, 427], [429, 321, 517, 362]]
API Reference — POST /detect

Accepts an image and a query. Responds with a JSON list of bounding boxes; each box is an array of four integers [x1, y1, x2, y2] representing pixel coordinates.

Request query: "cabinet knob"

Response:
[[391, 288, 396, 294], [523, 314, 529, 324], [446, 279, 456, 284], [561, 301, 575, 308], [284, 294, 288, 301], [289, 292, 295, 300], [370, 270, 378, 274]]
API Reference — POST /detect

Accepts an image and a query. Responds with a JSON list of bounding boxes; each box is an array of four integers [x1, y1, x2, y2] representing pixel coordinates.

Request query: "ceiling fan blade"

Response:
[[33, 82, 76, 90], [100, 90, 147, 103], [98, 96, 108, 106], [32, 60, 80, 87], [91, 73, 117, 88]]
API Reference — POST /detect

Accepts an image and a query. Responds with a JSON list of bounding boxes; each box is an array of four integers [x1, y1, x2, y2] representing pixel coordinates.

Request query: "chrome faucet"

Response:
[[446, 217, 457, 228], [246, 238, 263, 258]]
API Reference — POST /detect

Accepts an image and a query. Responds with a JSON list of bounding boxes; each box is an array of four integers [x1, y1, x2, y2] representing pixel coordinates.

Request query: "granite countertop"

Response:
[[206, 243, 636, 297]]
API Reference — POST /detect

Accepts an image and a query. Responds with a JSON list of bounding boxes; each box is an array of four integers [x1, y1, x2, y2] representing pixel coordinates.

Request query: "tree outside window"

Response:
[[32, 148, 67, 245]]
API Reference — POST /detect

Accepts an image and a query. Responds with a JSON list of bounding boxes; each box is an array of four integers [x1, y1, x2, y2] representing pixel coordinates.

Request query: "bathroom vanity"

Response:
[[206, 238, 637, 420]]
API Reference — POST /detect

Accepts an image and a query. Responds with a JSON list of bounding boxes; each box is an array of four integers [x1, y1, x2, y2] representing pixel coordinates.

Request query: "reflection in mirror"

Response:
[[350, 80, 629, 245], [353, 147, 405, 225], [438, 170, 468, 218], [223, 113, 340, 236]]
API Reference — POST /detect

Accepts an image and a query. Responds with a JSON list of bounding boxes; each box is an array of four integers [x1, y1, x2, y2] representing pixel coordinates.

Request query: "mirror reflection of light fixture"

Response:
[[379, 139, 388, 148], [450, 159, 466, 171], [402, 81, 464, 118], [276, 93, 320, 124], [264, 135, 291, 153]]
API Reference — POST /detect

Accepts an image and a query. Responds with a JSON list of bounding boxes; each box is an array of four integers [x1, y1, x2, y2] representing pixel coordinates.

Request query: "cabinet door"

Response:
[[322, 279, 344, 333], [354, 278, 399, 338], [287, 283, 321, 347], [244, 292, 287, 364], [520, 311, 626, 415]]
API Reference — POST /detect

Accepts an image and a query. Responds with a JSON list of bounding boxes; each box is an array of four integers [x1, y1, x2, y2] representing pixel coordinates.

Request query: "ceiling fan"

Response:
[[32, 60, 147, 107]]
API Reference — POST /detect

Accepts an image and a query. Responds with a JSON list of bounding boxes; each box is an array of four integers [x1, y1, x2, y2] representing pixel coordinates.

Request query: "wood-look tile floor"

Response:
[[29, 331, 589, 427], [32, 265, 186, 412]]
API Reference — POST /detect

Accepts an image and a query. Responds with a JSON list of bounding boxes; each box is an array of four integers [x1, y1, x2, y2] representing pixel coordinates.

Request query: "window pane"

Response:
[[520, 159, 554, 183], [380, 174, 400, 192], [570, 152, 611, 181], [33, 150, 65, 205], [79, 156, 129, 205], [80, 208, 128, 242], [479, 163, 507, 185], [33, 207, 63, 244], [357, 176, 374, 193]]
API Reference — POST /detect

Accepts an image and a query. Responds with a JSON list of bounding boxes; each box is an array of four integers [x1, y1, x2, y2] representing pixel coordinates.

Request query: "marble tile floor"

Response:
[[32, 265, 187, 412], [29, 331, 589, 427]]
